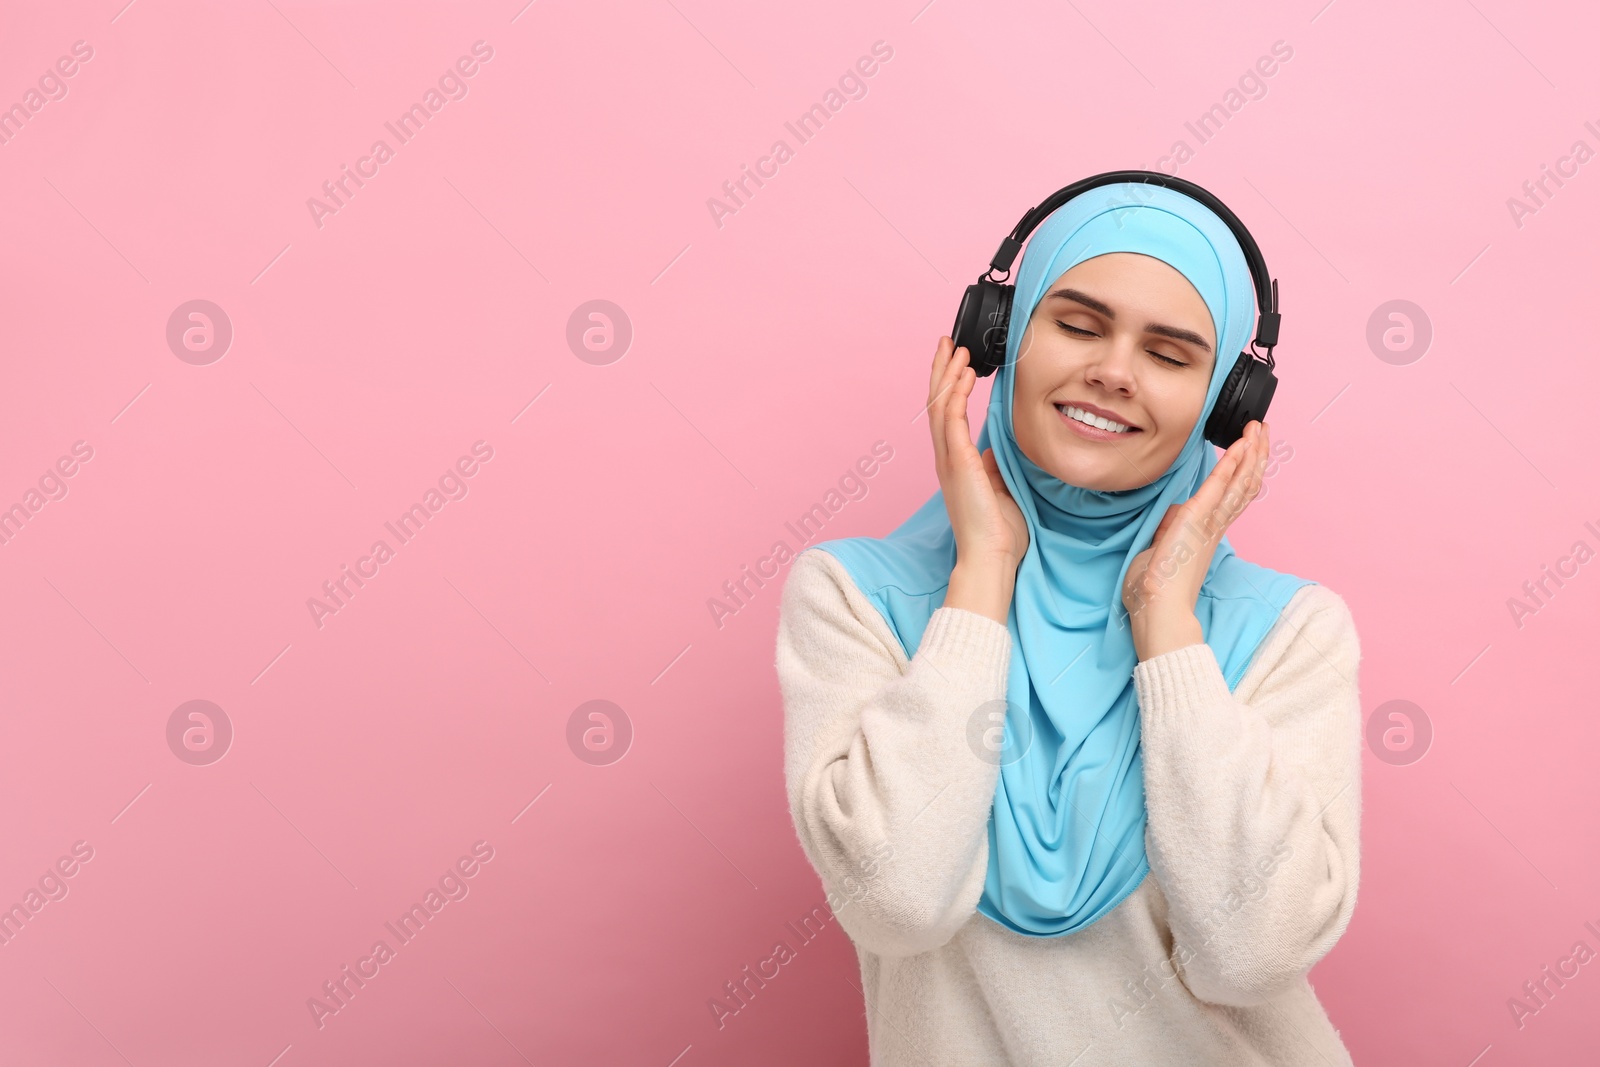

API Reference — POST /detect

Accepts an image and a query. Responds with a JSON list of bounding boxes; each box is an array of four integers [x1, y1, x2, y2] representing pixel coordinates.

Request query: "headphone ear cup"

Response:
[[952, 281, 1013, 378], [1204, 352, 1277, 448]]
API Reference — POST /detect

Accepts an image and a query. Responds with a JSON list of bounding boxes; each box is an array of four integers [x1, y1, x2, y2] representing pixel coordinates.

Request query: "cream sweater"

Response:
[[776, 546, 1362, 1066]]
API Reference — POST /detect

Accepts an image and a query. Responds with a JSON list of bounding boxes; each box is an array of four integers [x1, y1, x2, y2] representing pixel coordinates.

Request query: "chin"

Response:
[[1042, 451, 1132, 492]]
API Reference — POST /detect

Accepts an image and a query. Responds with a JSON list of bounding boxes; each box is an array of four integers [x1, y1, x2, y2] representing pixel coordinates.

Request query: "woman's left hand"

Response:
[[1121, 420, 1272, 660]]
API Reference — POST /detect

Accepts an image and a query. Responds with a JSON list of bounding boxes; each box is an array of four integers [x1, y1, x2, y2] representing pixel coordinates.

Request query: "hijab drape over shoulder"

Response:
[[813, 183, 1313, 937]]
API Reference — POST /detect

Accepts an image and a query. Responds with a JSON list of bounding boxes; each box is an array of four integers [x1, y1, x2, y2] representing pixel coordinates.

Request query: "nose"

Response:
[[1085, 334, 1137, 396]]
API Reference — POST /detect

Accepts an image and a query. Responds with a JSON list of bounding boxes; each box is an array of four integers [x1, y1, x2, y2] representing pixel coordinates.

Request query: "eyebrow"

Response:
[[1045, 287, 1214, 354]]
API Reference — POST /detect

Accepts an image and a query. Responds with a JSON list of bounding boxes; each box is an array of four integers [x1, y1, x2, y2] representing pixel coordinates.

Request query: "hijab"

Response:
[[811, 182, 1313, 937]]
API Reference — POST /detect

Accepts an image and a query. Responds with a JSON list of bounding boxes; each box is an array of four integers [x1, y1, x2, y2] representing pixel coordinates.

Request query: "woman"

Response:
[[775, 181, 1361, 1065]]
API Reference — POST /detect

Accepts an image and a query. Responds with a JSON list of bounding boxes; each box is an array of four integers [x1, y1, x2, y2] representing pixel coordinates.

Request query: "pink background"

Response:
[[1, 0, 1597, 1063]]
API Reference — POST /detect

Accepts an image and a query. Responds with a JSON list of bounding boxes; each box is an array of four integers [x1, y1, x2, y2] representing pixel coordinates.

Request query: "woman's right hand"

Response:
[[928, 336, 1029, 576]]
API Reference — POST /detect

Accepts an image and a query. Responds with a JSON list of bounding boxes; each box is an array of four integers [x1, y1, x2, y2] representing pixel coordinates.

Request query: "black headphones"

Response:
[[951, 170, 1281, 449]]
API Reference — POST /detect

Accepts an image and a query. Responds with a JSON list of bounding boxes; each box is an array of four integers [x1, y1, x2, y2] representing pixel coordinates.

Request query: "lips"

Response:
[[1054, 403, 1140, 434]]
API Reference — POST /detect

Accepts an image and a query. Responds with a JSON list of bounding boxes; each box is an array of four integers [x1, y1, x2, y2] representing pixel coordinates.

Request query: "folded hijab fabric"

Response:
[[811, 182, 1314, 938]]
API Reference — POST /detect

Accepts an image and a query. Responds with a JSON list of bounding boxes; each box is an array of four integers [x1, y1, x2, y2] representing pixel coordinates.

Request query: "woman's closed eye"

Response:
[[1053, 320, 1190, 367]]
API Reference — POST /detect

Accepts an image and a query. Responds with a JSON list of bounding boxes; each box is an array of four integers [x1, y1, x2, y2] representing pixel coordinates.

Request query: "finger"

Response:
[[1195, 432, 1249, 509], [937, 362, 966, 469], [1242, 421, 1268, 493], [930, 342, 970, 430], [1250, 421, 1270, 487], [943, 363, 979, 466], [929, 335, 953, 409], [928, 337, 958, 468], [928, 337, 963, 422], [1215, 422, 1267, 526]]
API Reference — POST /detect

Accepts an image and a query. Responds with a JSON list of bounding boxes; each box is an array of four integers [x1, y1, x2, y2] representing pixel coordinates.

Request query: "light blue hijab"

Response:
[[812, 183, 1313, 937]]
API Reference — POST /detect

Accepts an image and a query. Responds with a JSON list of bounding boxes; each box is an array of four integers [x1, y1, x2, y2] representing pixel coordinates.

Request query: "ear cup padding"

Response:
[[982, 285, 1014, 376]]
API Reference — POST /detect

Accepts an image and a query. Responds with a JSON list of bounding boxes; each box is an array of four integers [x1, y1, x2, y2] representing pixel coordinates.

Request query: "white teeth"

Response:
[[1059, 404, 1132, 433]]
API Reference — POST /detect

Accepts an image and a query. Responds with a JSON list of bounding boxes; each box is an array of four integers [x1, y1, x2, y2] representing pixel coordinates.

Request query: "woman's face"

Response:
[[1010, 252, 1217, 492]]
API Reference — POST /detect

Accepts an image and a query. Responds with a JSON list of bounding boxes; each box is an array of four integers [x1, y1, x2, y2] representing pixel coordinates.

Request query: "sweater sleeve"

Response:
[[776, 548, 1012, 958], [1133, 585, 1363, 1007]]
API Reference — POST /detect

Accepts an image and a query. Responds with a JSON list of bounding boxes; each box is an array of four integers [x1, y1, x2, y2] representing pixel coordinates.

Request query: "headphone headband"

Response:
[[985, 170, 1280, 356]]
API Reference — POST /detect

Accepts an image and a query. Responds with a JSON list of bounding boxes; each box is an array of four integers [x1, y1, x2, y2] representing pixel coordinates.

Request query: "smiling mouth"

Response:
[[1055, 404, 1140, 434]]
